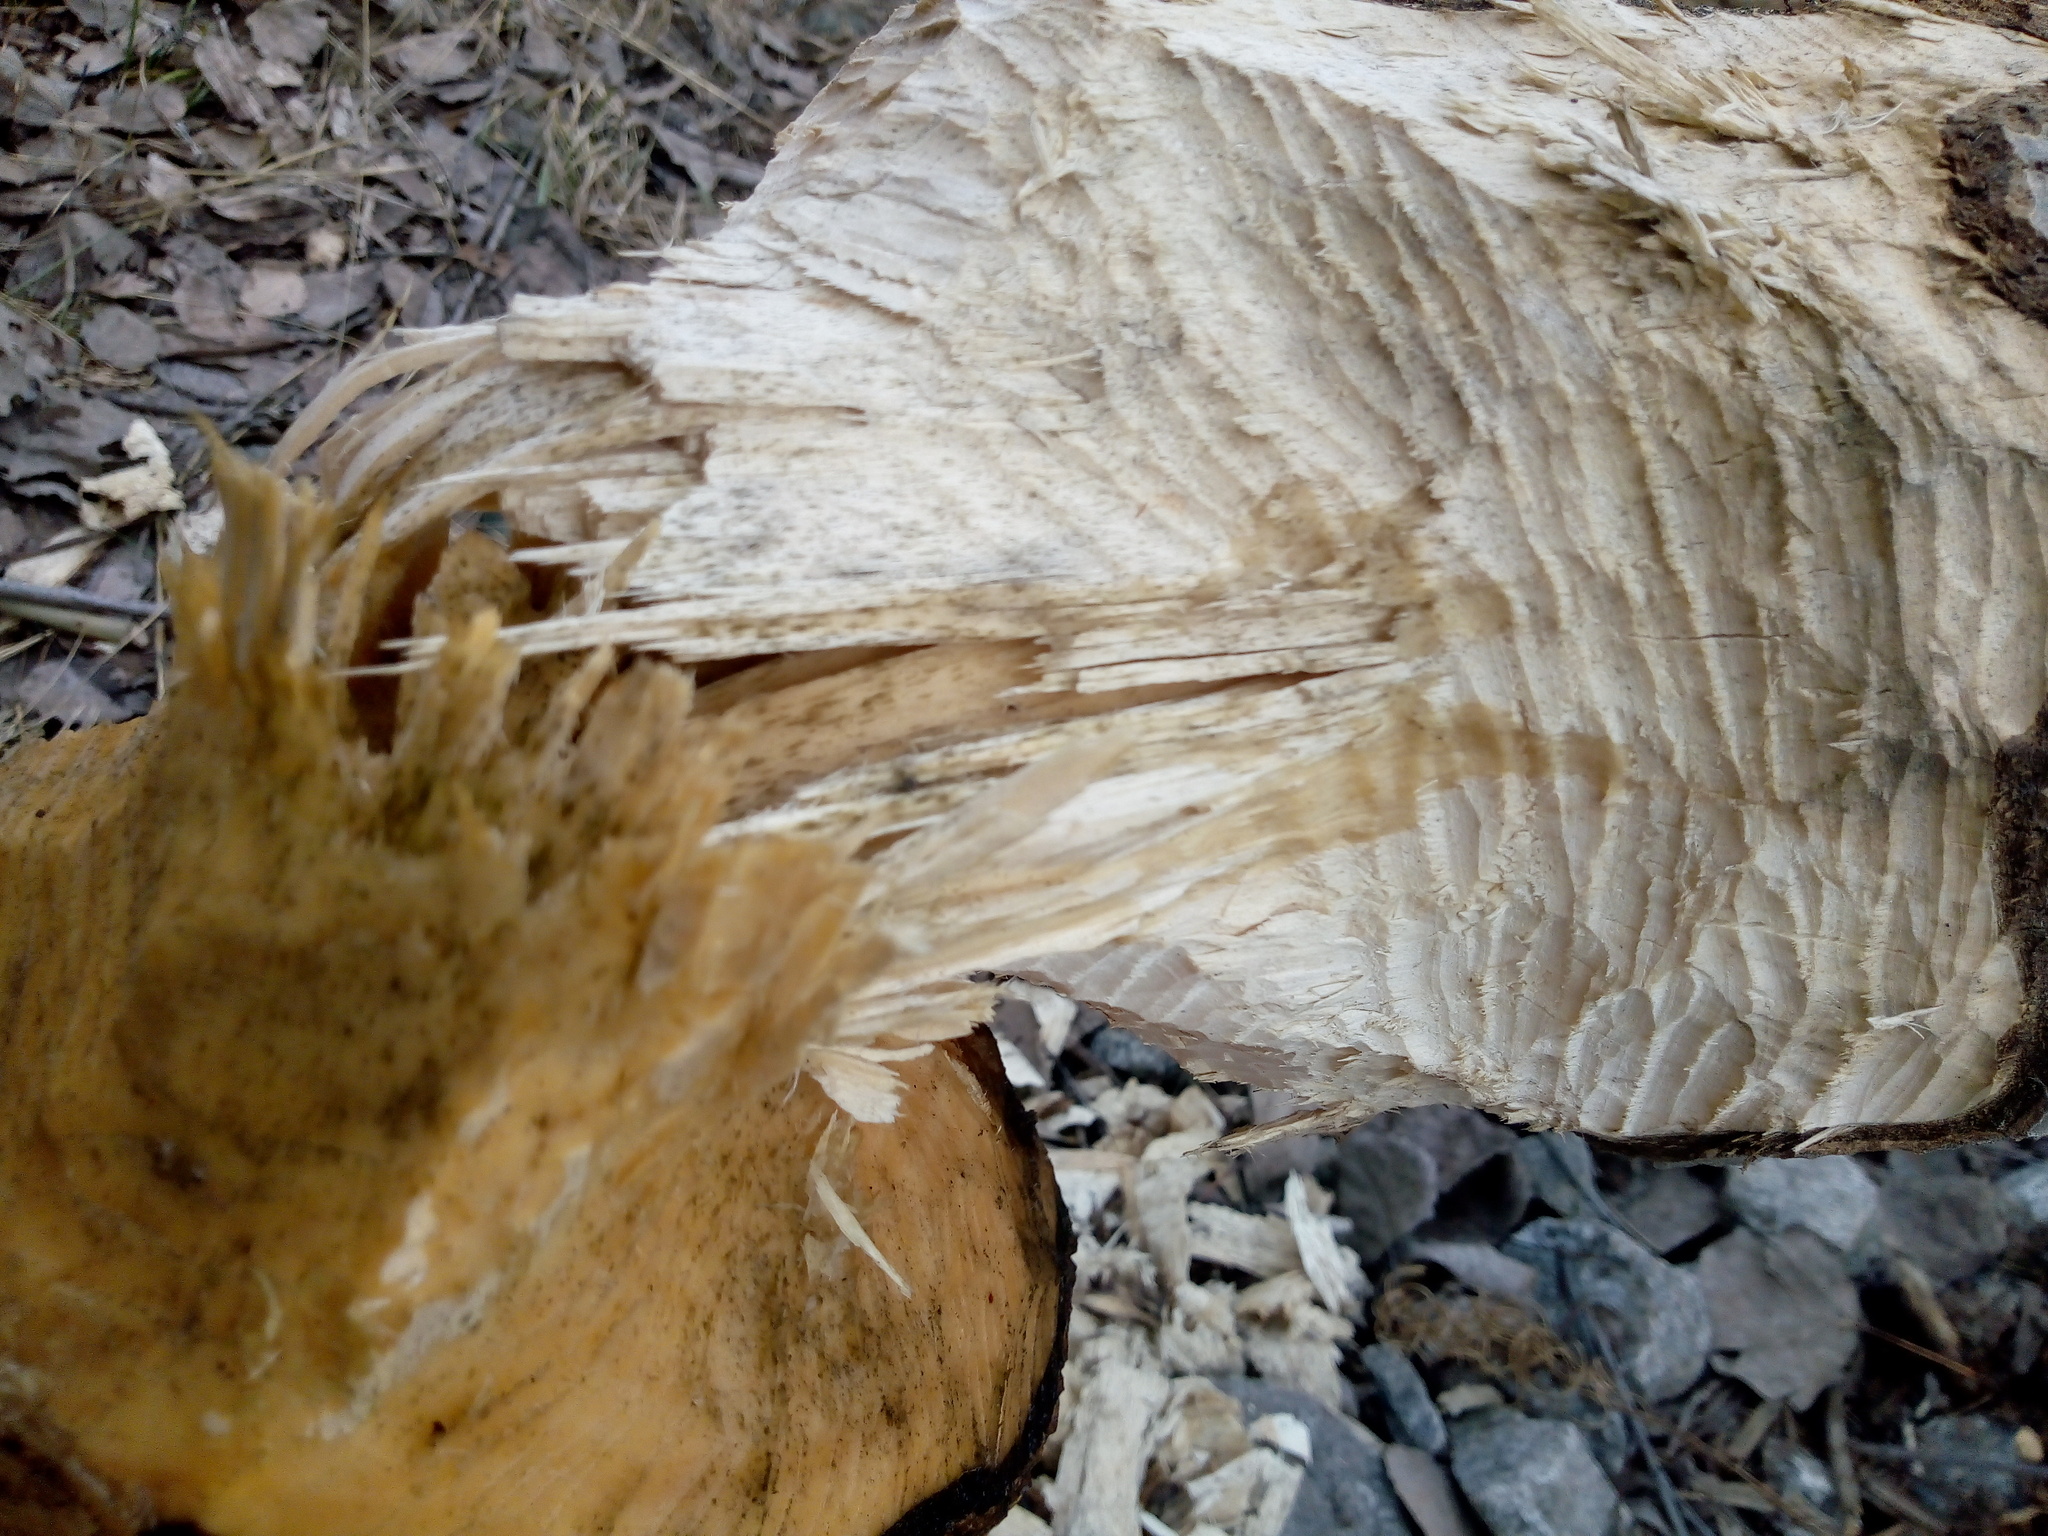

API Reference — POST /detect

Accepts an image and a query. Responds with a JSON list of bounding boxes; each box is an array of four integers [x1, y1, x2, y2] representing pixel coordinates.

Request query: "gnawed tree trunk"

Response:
[[279, 0, 2048, 1156], [8, 0, 2048, 1527], [0, 457, 1068, 1535]]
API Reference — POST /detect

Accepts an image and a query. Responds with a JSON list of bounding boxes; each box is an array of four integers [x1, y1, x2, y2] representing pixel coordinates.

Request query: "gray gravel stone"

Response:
[[1402, 1240, 1538, 1302], [1361, 1342, 1447, 1456], [1515, 1133, 1606, 1222], [1504, 1218, 1710, 1401], [1335, 1133, 1438, 1261], [1724, 1155, 1878, 1252], [1449, 1407, 1619, 1536], [1694, 1227, 1859, 1410], [1210, 1377, 1410, 1535], [1764, 1442, 1838, 1527], [1083, 1024, 1192, 1091], [2001, 1158, 2048, 1230], [1608, 1166, 1721, 1255], [1876, 1172, 2010, 1284]]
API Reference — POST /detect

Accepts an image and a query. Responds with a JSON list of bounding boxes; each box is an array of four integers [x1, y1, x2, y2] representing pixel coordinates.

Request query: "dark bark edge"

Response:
[[881, 1024, 1075, 1536]]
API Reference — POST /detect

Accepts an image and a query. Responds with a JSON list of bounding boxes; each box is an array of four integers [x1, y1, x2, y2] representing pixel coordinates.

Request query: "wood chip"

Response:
[[1187, 1204, 1300, 1278], [1049, 1361, 1171, 1536]]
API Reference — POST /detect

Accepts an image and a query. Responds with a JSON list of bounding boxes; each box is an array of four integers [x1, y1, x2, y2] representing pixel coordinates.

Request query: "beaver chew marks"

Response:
[[0, 447, 1069, 1536]]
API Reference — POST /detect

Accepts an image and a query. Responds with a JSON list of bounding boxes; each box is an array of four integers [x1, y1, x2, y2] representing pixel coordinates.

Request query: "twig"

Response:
[[1646, 1409, 1842, 1536], [1850, 1442, 2048, 1477], [1827, 1386, 1864, 1536], [1543, 1249, 1709, 1536], [1858, 1472, 1943, 1532], [0, 578, 165, 624], [1855, 1322, 1982, 1382]]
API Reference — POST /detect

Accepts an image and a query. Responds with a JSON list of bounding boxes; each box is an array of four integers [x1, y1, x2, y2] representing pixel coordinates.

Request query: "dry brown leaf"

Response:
[[80, 306, 161, 371], [96, 80, 186, 134], [518, 22, 571, 78], [239, 261, 307, 319], [62, 40, 127, 78], [0, 134, 76, 186], [193, 124, 266, 171], [192, 35, 274, 125], [1, 50, 81, 127], [296, 264, 379, 329], [247, 0, 329, 64], [140, 151, 193, 205], [416, 117, 492, 195], [205, 186, 312, 223], [381, 29, 477, 84]]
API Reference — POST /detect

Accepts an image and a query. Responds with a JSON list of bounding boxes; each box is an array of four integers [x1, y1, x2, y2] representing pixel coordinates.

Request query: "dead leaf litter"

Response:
[[0, 0, 895, 746]]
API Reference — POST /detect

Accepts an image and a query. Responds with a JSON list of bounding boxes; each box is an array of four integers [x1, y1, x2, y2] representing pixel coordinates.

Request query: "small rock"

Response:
[[1514, 1133, 1622, 1225], [1941, 1271, 2044, 1365], [1501, 1380, 1631, 1478], [1910, 1414, 2031, 1522], [2001, 1159, 2048, 1230], [1693, 1227, 1858, 1411], [1423, 1156, 1531, 1247], [1877, 1172, 2010, 1284], [1763, 1442, 1837, 1525], [80, 305, 160, 371], [1504, 1219, 1709, 1401], [1382, 1444, 1477, 1536], [1209, 1378, 1410, 1536], [1240, 1135, 1338, 1209], [1376, 1107, 1518, 1188], [1608, 1166, 1721, 1255], [1361, 1343, 1446, 1456], [1449, 1408, 1619, 1536], [1724, 1156, 1877, 1252], [1084, 1024, 1193, 1092], [1364, 1109, 1527, 1245], [1403, 1241, 1538, 1302], [1335, 1133, 1437, 1261]]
